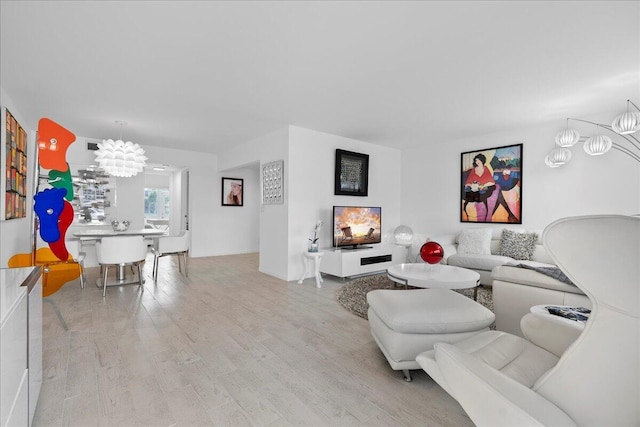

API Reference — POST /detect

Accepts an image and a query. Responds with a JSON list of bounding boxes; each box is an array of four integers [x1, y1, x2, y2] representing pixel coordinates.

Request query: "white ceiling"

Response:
[[1, 1, 638, 155]]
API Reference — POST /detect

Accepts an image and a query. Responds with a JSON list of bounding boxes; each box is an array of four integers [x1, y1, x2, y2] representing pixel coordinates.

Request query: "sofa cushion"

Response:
[[457, 228, 493, 255], [492, 265, 585, 295], [448, 253, 514, 272], [366, 288, 495, 334], [498, 229, 538, 260]]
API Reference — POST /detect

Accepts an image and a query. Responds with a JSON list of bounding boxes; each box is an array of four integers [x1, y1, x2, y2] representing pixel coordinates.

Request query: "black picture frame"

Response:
[[221, 177, 244, 206], [334, 149, 369, 196], [461, 143, 523, 224]]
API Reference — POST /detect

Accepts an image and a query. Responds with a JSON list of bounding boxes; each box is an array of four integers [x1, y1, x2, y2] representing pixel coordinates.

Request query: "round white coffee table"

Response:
[[387, 263, 480, 299]]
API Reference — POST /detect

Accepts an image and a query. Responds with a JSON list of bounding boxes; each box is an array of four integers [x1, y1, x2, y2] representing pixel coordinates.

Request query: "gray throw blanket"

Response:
[[512, 263, 575, 286]]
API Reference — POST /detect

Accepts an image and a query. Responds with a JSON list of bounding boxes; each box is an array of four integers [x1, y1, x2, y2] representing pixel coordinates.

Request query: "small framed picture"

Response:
[[334, 149, 369, 196], [222, 177, 244, 206]]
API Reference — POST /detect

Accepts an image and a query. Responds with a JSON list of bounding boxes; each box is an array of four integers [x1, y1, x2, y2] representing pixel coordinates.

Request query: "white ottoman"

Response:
[[367, 288, 495, 381]]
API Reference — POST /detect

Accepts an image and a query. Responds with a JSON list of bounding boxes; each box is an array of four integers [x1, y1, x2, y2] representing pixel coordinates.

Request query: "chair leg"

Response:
[[152, 254, 157, 280], [79, 262, 85, 289], [177, 254, 182, 273], [153, 254, 159, 280], [183, 252, 188, 277], [136, 262, 144, 292], [102, 265, 109, 297]]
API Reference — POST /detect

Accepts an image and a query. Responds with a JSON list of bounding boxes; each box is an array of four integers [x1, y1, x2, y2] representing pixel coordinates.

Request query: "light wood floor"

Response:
[[34, 253, 473, 427]]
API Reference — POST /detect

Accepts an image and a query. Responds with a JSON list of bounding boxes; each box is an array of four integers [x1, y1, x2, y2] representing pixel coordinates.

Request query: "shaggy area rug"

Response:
[[336, 274, 494, 320]]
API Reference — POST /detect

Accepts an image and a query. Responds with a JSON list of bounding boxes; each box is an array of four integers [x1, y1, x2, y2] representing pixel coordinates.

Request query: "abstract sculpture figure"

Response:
[[33, 187, 67, 243], [37, 118, 76, 172], [48, 165, 74, 201]]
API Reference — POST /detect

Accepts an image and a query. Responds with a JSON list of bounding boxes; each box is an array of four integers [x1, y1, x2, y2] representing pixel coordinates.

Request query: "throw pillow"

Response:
[[498, 229, 538, 260], [457, 228, 493, 255]]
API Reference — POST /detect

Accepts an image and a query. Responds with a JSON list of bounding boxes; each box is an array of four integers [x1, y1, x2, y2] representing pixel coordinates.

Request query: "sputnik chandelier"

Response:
[[545, 99, 640, 167], [95, 120, 148, 177]]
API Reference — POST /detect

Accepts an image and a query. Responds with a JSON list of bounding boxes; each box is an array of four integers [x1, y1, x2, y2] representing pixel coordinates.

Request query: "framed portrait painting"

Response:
[[461, 143, 522, 224], [334, 149, 369, 196], [221, 177, 243, 206]]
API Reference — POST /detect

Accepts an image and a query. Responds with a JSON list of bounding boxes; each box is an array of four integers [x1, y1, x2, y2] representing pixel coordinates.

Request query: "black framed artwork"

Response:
[[221, 177, 243, 206], [461, 143, 522, 223], [334, 149, 369, 196]]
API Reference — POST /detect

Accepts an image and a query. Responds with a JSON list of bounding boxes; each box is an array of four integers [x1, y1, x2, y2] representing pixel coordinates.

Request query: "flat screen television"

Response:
[[332, 206, 382, 249]]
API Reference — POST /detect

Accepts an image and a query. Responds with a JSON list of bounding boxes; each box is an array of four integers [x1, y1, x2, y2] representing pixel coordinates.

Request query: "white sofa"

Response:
[[425, 230, 554, 286], [413, 229, 589, 337], [492, 265, 590, 337]]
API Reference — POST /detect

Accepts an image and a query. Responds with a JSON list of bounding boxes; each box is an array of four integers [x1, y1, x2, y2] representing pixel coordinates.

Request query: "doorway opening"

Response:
[[144, 164, 189, 234]]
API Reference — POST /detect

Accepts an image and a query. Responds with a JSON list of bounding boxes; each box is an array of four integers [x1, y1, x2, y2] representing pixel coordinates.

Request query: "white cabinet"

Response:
[[5, 372, 28, 427], [0, 267, 42, 427], [320, 245, 405, 278], [27, 279, 42, 426], [1, 272, 28, 427]]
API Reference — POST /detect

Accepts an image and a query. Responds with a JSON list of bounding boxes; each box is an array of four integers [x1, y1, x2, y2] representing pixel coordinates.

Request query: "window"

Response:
[[144, 187, 170, 228]]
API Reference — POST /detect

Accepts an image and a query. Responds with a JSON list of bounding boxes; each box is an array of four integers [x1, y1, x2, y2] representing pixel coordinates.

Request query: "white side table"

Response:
[[298, 251, 324, 288]]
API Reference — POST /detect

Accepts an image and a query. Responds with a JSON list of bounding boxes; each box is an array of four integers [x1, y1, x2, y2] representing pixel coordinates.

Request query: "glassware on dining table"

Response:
[[111, 219, 130, 232]]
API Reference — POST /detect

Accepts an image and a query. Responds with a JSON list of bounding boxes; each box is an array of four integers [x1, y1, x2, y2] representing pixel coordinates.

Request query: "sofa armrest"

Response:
[[434, 342, 577, 427], [492, 279, 591, 337], [520, 312, 583, 357]]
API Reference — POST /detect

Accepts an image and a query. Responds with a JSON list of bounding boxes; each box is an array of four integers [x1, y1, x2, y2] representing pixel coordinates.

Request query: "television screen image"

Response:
[[333, 206, 382, 249]]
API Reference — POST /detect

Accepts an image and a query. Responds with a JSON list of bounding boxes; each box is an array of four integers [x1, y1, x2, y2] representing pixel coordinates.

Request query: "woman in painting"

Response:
[[226, 181, 243, 205], [463, 153, 495, 221]]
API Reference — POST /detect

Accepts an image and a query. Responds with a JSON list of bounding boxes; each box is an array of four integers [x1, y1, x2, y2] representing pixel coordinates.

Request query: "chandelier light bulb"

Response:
[[544, 154, 562, 168], [546, 100, 640, 165], [95, 139, 148, 177], [583, 134, 612, 156], [546, 147, 572, 167], [554, 128, 580, 147], [611, 111, 640, 135]]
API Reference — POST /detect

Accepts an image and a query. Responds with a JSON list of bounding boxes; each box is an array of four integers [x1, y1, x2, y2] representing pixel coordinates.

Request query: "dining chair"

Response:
[[95, 235, 147, 297], [152, 230, 190, 280]]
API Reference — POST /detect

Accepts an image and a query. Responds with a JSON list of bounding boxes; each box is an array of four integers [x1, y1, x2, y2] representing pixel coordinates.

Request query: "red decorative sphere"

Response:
[[420, 241, 444, 264]]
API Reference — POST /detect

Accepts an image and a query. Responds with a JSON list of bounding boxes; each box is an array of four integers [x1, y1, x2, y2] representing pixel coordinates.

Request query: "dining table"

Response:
[[145, 218, 170, 230], [72, 228, 168, 239], [72, 228, 167, 287]]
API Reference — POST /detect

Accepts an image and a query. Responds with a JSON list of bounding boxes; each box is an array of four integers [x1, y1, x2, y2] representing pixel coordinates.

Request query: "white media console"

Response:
[[320, 245, 406, 278]]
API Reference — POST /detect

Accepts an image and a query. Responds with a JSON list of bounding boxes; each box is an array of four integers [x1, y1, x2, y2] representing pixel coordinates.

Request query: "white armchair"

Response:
[[151, 230, 190, 280], [417, 215, 639, 426]]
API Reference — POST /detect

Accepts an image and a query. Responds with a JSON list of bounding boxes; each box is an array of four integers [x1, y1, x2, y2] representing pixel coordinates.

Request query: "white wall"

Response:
[[144, 172, 170, 189], [63, 138, 261, 258], [287, 126, 402, 281], [5, 83, 637, 279], [0, 84, 264, 268], [211, 164, 261, 255], [219, 127, 290, 279], [218, 125, 403, 281], [122, 144, 259, 257], [401, 119, 640, 242]]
